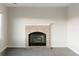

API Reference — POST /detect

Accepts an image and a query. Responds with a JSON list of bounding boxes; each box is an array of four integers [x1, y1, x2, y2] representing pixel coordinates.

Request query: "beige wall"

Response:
[[0, 6, 7, 53], [7, 7, 67, 47], [68, 4, 79, 54]]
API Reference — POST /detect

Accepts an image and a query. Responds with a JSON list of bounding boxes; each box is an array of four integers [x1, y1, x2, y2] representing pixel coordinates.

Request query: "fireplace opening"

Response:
[[29, 32, 46, 46]]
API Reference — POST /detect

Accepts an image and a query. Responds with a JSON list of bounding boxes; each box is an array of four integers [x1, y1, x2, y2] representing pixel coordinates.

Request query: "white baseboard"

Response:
[[8, 44, 67, 48], [0, 46, 7, 53], [52, 44, 67, 47], [8, 46, 51, 48], [8, 46, 26, 48], [68, 46, 79, 55]]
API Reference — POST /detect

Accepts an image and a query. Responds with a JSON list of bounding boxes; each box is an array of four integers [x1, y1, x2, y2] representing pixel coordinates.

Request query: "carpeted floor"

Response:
[[4, 47, 79, 56]]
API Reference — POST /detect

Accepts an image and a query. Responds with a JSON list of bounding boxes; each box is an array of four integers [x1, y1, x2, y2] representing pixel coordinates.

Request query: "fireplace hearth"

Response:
[[29, 32, 46, 46]]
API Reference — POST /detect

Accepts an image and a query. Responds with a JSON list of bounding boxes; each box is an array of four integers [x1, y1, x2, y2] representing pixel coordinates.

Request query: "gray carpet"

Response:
[[4, 47, 79, 56]]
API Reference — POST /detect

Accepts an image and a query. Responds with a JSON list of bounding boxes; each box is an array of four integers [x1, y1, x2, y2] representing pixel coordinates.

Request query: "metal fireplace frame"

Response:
[[29, 32, 46, 46]]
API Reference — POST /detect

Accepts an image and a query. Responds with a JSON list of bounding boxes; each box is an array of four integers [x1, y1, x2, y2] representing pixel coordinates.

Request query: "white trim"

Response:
[[0, 46, 7, 53], [8, 46, 26, 48], [8, 44, 67, 48], [52, 44, 67, 47], [68, 46, 79, 55]]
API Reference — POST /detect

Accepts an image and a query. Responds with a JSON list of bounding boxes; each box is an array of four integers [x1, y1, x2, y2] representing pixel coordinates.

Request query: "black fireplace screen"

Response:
[[29, 32, 46, 46]]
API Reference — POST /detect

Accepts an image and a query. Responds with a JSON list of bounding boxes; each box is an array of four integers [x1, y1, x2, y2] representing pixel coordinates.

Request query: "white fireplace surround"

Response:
[[25, 24, 52, 47]]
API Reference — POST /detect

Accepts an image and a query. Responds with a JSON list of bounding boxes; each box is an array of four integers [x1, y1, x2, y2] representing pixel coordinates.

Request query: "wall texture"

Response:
[[68, 4, 79, 54], [0, 6, 7, 53], [7, 7, 67, 47]]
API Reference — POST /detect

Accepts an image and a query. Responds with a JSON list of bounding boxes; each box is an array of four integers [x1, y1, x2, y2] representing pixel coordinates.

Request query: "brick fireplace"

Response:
[[25, 24, 51, 47]]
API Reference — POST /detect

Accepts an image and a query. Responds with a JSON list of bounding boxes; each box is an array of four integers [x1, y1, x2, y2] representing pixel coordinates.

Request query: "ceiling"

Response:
[[0, 3, 71, 7]]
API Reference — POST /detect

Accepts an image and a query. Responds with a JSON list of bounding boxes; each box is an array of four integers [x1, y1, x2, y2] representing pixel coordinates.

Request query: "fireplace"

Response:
[[26, 25, 51, 47], [29, 32, 46, 46]]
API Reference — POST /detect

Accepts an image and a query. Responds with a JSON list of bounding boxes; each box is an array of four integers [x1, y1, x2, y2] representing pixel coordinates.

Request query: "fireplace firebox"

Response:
[[29, 32, 46, 46]]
